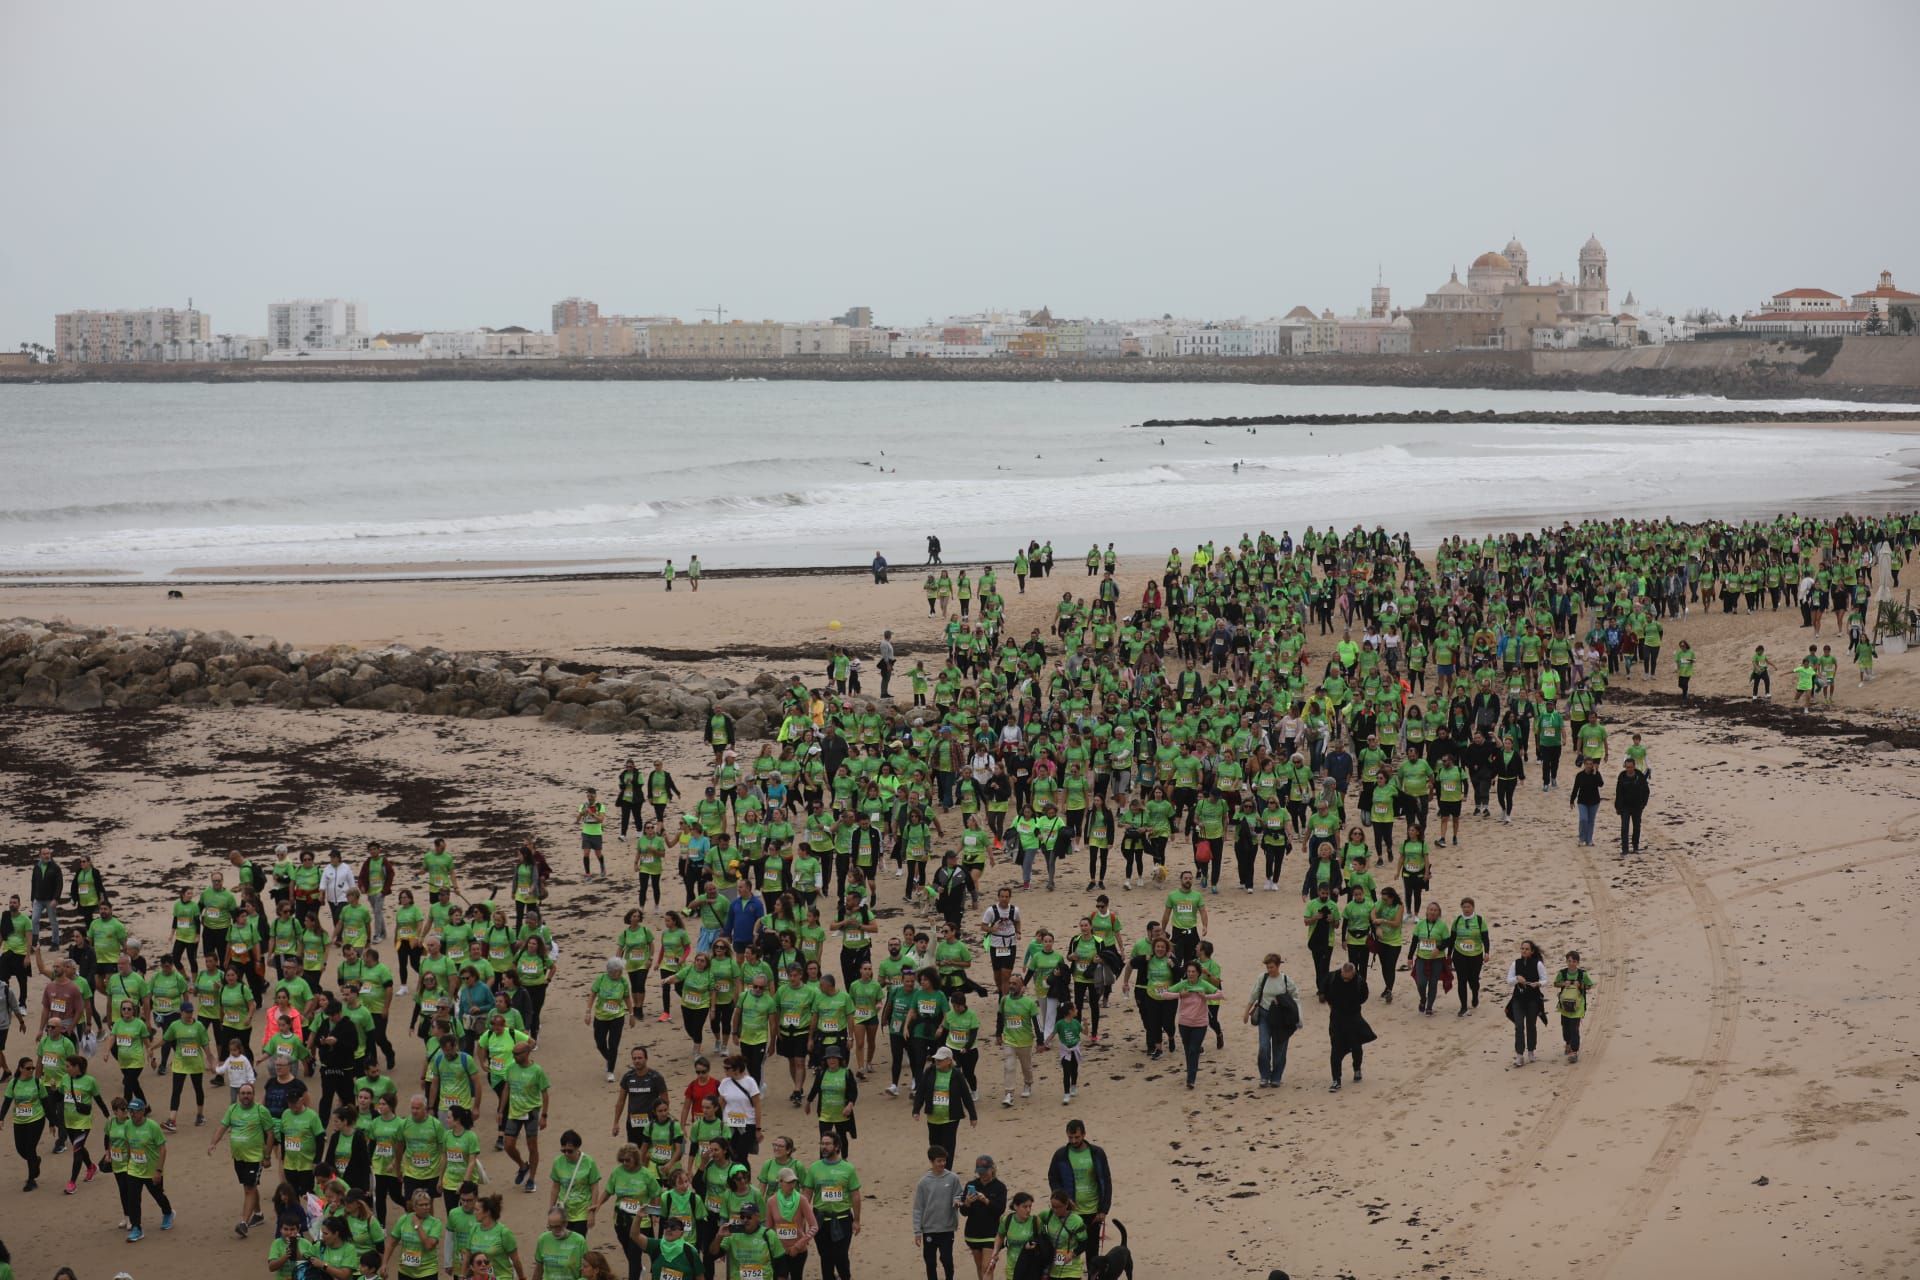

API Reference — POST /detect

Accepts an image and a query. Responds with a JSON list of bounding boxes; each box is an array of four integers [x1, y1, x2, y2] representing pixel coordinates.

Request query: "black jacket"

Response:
[[911, 1062, 977, 1124], [1569, 770, 1604, 807], [30, 859, 62, 903], [1326, 971, 1375, 1051], [1614, 769, 1650, 815]]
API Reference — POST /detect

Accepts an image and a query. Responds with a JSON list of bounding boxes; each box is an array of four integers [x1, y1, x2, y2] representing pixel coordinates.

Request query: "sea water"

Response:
[[0, 381, 1914, 577]]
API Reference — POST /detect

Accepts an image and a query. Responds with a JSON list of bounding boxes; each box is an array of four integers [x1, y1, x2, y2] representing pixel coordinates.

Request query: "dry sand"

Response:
[[2, 559, 1919, 1280]]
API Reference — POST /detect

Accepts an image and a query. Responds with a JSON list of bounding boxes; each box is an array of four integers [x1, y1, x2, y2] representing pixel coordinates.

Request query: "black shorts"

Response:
[[778, 1033, 810, 1059], [582, 834, 604, 851], [233, 1159, 261, 1187], [989, 948, 1017, 971], [1437, 800, 1462, 818]]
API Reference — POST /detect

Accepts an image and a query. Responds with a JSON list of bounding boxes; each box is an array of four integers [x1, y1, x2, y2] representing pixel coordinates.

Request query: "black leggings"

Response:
[[396, 943, 422, 985], [1262, 843, 1286, 883], [1086, 843, 1108, 884], [376, 1172, 406, 1222], [1376, 944, 1401, 996], [120, 1066, 147, 1106], [1402, 873, 1426, 917], [1561, 1016, 1583, 1052], [169, 1072, 206, 1113], [681, 1004, 710, 1047], [1496, 778, 1517, 816], [637, 872, 662, 907], [1455, 955, 1483, 1010], [591, 1013, 622, 1074], [1071, 982, 1100, 1041], [124, 1172, 173, 1228], [615, 1211, 647, 1280], [66, 1127, 96, 1181], [13, 1116, 43, 1181], [1122, 839, 1146, 879]]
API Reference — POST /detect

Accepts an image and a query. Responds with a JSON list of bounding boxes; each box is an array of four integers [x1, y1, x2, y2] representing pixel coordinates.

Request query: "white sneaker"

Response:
[[1062, 1092, 1071, 1105], [1020, 1087, 1031, 1099], [885, 1083, 899, 1097], [1514, 1054, 1525, 1067], [605, 1071, 615, 1083], [1527, 1049, 1536, 1063], [1002, 1091, 1013, 1107], [396, 983, 408, 995], [1244, 885, 1253, 894]]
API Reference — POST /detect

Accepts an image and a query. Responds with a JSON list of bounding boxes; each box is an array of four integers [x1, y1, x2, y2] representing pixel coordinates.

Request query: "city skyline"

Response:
[[3, 2, 1917, 352]]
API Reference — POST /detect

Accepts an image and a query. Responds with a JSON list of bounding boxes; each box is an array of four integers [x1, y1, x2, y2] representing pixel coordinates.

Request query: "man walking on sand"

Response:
[[1614, 757, 1649, 857], [878, 631, 896, 700]]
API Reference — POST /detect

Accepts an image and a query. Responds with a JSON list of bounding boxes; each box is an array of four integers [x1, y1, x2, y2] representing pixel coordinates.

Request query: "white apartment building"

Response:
[[1084, 322, 1126, 358], [268, 298, 367, 351]]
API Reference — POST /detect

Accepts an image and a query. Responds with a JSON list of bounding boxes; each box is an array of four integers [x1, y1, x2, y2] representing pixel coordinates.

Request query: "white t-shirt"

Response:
[[718, 1075, 761, 1130]]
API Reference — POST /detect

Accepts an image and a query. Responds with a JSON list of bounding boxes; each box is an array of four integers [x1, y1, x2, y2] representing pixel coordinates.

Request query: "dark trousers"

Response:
[[1331, 1042, 1362, 1082], [1455, 954, 1483, 1010], [1619, 810, 1642, 854], [1561, 1015, 1583, 1052], [818, 1216, 854, 1280], [921, 1230, 956, 1280]]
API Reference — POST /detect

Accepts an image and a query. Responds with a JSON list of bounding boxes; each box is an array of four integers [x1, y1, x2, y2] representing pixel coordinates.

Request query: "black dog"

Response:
[[1092, 1219, 1133, 1280], [166, 589, 184, 599]]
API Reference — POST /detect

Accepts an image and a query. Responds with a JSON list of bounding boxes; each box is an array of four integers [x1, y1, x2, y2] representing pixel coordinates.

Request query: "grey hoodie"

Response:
[[911, 1167, 964, 1235]]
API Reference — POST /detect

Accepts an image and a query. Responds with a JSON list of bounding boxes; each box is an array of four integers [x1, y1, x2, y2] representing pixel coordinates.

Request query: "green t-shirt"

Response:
[[534, 1230, 588, 1280], [124, 1117, 167, 1180], [390, 1213, 445, 1279], [165, 1018, 211, 1074], [222, 1101, 274, 1162], [1164, 888, 1204, 931], [999, 994, 1038, 1048], [550, 1151, 601, 1221], [806, 1157, 861, 1217], [462, 1222, 519, 1280], [502, 1061, 550, 1120], [276, 1106, 325, 1171]]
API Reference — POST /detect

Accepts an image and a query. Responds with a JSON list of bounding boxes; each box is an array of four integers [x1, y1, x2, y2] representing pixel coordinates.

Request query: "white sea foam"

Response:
[[0, 381, 1911, 575]]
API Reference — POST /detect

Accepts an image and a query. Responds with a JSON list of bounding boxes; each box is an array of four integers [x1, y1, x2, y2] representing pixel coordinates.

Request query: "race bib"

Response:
[[12, 1101, 34, 1122], [776, 1225, 798, 1241], [739, 1265, 768, 1280], [932, 1089, 950, 1110], [375, 1141, 395, 1162], [130, 1149, 150, 1169], [1055, 1248, 1074, 1269], [819, 1185, 845, 1204], [400, 1249, 424, 1270], [617, 1197, 643, 1216]]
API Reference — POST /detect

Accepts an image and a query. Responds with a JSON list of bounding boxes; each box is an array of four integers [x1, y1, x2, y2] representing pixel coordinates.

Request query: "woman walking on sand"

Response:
[[1505, 939, 1549, 1067]]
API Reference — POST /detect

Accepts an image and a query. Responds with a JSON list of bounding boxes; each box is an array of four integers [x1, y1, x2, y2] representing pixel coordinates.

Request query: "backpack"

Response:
[[1259, 975, 1301, 1036]]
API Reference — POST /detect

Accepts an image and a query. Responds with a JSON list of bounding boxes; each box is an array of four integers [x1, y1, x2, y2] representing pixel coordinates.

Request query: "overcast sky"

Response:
[[3, 1, 1915, 347]]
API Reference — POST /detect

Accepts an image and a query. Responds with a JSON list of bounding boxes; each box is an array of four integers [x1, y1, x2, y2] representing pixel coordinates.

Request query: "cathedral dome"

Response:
[[1580, 234, 1606, 259], [1471, 251, 1511, 271], [1503, 238, 1526, 258]]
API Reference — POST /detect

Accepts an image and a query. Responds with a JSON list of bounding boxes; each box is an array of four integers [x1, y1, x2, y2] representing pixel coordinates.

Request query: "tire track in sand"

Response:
[[1705, 809, 1920, 882], [1441, 841, 1628, 1273], [1590, 849, 1740, 1279], [1728, 843, 1920, 901]]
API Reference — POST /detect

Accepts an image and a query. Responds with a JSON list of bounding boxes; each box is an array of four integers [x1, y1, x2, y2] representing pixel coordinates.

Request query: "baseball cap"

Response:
[[932, 1046, 954, 1062], [778, 1168, 799, 1184]]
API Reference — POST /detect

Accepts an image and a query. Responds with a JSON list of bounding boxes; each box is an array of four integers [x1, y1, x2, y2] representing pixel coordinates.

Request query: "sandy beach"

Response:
[[2, 550, 1918, 1280]]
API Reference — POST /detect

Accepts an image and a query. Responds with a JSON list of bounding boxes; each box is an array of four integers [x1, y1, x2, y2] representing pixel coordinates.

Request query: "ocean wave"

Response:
[[0, 496, 280, 523]]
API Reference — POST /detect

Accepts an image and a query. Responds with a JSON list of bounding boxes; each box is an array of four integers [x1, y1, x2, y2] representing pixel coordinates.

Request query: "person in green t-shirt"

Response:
[[207, 1079, 273, 1231], [381, 1190, 445, 1280], [159, 997, 211, 1129], [710, 1200, 785, 1280], [1554, 950, 1596, 1063], [268, 1215, 318, 1279], [587, 956, 632, 1081], [501, 1039, 551, 1194], [547, 1128, 601, 1233], [458, 1194, 524, 1280], [274, 1092, 325, 1193], [533, 1204, 589, 1280]]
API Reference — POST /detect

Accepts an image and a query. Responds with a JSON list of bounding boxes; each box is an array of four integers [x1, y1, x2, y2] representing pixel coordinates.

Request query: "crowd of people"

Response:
[[0, 510, 1912, 1279]]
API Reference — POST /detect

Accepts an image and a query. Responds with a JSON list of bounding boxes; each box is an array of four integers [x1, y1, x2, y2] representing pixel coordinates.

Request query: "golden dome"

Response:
[[1471, 251, 1512, 271]]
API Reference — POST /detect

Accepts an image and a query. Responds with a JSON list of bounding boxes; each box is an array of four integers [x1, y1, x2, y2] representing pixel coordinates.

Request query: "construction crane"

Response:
[[698, 304, 726, 324]]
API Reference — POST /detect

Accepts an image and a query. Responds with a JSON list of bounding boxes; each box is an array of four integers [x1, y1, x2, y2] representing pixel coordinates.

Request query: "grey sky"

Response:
[[3, 0, 1914, 348]]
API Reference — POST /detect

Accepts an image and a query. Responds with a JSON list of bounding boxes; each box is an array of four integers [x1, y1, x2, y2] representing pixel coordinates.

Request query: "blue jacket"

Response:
[[1047, 1141, 1112, 1216]]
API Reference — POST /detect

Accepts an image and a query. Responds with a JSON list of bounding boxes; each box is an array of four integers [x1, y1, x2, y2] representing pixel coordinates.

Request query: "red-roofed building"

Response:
[[1741, 279, 1889, 335], [1850, 270, 1920, 311]]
